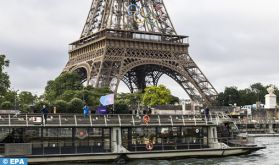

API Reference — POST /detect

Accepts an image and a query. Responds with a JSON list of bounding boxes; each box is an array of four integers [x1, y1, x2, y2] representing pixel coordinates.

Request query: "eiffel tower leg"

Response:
[[89, 58, 123, 92], [122, 72, 137, 93], [118, 58, 217, 105], [122, 68, 164, 93], [63, 62, 93, 86], [146, 71, 163, 86]]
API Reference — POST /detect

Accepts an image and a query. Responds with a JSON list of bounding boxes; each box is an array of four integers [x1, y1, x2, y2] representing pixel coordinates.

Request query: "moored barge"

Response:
[[0, 113, 265, 164]]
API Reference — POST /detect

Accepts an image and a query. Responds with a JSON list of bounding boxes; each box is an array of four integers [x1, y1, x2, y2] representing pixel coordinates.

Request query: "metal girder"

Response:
[[81, 0, 176, 38], [64, 0, 218, 105]]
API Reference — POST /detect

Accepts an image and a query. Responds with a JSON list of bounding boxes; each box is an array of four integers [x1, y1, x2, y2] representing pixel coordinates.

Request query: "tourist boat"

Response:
[[0, 113, 265, 164]]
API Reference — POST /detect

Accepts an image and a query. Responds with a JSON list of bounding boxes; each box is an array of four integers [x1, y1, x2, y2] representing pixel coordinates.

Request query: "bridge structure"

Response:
[[63, 0, 218, 105]]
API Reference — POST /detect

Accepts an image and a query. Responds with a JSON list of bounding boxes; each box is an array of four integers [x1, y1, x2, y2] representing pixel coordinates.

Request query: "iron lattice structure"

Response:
[[63, 0, 218, 104]]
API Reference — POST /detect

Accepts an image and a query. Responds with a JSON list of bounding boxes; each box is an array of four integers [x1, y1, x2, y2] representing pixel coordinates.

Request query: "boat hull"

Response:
[[27, 153, 119, 164], [6, 146, 264, 164], [126, 147, 265, 159]]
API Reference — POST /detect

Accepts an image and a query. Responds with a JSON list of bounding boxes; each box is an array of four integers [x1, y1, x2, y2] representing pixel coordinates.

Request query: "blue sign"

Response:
[[0, 158, 28, 165], [97, 106, 108, 115]]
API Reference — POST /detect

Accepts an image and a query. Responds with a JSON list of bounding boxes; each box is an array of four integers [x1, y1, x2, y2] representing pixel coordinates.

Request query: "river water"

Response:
[[67, 137, 279, 165]]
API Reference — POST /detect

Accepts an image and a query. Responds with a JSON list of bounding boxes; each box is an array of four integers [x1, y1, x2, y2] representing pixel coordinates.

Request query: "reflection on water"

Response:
[[61, 137, 279, 165]]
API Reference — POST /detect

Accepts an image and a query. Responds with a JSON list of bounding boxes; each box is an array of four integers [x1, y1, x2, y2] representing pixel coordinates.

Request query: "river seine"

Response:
[[67, 137, 279, 165]]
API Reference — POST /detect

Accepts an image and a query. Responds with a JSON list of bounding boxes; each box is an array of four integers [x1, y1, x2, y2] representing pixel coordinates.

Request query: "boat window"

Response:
[[180, 127, 207, 147], [131, 127, 156, 145], [122, 128, 129, 148]]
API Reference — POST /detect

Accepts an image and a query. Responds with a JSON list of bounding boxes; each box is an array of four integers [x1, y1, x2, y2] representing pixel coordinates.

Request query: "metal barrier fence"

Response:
[[0, 113, 227, 127]]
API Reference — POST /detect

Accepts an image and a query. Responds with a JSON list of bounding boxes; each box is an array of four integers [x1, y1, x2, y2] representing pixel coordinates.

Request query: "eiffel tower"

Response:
[[63, 0, 218, 104]]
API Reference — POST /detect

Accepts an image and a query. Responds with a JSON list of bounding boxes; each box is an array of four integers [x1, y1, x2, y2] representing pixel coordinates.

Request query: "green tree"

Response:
[[250, 83, 267, 103], [68, 98, 83, 113], [21, 104, 31, 113], [142, 85, 172, 106], [2, 90, 18, 109], [54, 100, 69, 113], [216, 87, 240, 106], [44, 72, 83, 103], [116, 92, 142, 108], [18, 91, 35, 106], [216, 83, 278, 106], [170, 95, 180, 105], [114, 102, 129, 114], [33, 101, 49, 113], [0, 55, 10, 96], [238, 88, 256, 106], [59, 90, 78, 102], [1, 101, 12, 110]]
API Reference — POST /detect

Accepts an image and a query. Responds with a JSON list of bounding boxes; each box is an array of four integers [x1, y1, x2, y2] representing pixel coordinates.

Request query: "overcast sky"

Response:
[[0, 0, 279, 98]]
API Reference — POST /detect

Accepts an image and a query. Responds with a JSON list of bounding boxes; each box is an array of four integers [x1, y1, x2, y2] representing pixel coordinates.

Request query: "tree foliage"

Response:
[[33, 101, 49, 113], [1, 101, 12, 110], [68, 98, 83, 113], [216, 83, 279, 106], [44, 73, 111, 108], [142, 85, 172, 106], [44, 72, 83, 103], [21, 104, 31, 113], [115, 92, 143, 114], [18, 91, 35, 106], [54, 100, 69, 113], [0, 55, 10, 95]]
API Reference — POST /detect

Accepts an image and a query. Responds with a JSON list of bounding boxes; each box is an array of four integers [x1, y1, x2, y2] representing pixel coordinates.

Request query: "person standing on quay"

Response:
[[205, 106, 210, 120], [83, 104, 90, 117], [41, 105, 48, 124]]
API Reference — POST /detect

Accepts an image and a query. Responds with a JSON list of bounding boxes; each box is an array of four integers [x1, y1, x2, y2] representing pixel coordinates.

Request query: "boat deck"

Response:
[[0, 113, 222, 127]]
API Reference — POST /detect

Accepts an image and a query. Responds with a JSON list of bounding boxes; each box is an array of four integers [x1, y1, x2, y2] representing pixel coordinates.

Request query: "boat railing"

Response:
[[0, 113, 226, 127], [232, 118, 279, 125], [0, 137, 252, 156]]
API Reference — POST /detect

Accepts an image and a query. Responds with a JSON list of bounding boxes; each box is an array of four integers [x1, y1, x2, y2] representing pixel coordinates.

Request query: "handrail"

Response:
[[158, 115, 161, 126], [170, 116, 173, 127], [69, 29, 188, 51], [59, 115, 61, 127], [74, 115, 77, 126], [26, 114, 28, 127], [8, 114, 11, 126], [118, 115, 121, 127], [194, 115, 196, 126], [182, 115, 185, 126], [132, 115, 135, 126], [0, 113, 233, 127], [104, 115, 107, 127]]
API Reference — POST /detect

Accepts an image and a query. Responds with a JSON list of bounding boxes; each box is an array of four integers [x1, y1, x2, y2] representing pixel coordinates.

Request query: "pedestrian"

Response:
[[41, 105, 48, 124], [205, 106, 210, 120], [148, 107, 152, 115], [143, 108, 147, 115], [83, 104, 90, 117]]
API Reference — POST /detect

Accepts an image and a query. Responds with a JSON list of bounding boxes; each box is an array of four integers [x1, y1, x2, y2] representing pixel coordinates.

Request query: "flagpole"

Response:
[[113, 103, 115, 114], [113, 92, 116, 114]]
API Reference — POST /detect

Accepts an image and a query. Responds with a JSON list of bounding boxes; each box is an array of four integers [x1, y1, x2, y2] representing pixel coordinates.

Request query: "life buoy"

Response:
[[76, 129, 88, 139], [146, 142, 154, 151], [143, 115, 150, 124]]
